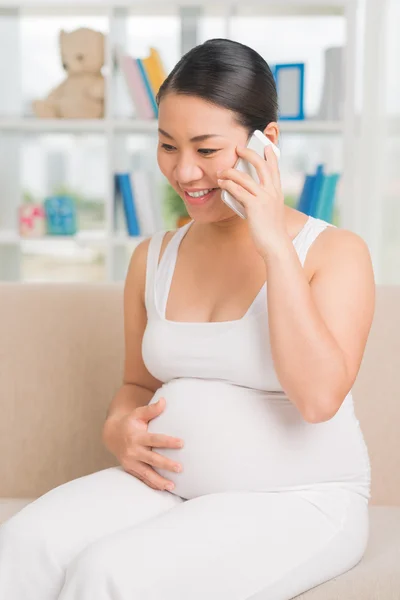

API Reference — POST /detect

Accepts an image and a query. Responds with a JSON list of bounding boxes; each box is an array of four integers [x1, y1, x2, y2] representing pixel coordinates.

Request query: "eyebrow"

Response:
[[158, 128, 224, 142]]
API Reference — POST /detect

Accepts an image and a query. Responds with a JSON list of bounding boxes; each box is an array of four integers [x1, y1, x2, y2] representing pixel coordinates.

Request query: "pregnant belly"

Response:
[[147, 378, 363, 500]]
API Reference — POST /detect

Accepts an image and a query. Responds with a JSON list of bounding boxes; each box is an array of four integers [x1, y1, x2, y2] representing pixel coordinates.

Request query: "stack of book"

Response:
[[296, 164, 340, 223], [115, 46, 167, 119]]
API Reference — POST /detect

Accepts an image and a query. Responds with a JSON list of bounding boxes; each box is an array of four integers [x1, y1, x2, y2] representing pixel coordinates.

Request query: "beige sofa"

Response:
[[0, 282, 399, 599]]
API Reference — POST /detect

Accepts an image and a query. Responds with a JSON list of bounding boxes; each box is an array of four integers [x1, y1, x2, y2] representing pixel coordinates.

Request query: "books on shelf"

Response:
[[296, 164, 340, 223], [115, 46, 167, 120], [316, 47, 344, 120], [114, 171, 162, 237]]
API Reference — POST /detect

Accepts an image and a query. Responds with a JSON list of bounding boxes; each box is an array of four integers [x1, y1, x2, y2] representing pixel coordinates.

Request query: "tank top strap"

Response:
[[144, 220, 194, 318], [294, 216, 336, 267], [157, 220, 194, 317], [144, 229, 168, 317]]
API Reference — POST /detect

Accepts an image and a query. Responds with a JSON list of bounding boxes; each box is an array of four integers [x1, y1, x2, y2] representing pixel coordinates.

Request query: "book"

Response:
[[316, 47, 344, 120], [314, 174, 340, 222], [142, 47, 167, 97], [114, 173, 140, 236], [136, 57, 158, 117], [115, 47, 154, 120], [308, 164, 325, 217], [296, 166, 340, 223], [130, 170, 159, 235], [297, 174, 315, 215]]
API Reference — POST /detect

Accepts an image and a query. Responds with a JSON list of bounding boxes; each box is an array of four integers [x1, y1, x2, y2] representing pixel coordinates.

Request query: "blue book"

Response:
[[136, 58, 158, 118], [297, 174, 315, 215], [115, 173, 140, 236], [315, 174, 340, 223], [308, 164, 325, 218]]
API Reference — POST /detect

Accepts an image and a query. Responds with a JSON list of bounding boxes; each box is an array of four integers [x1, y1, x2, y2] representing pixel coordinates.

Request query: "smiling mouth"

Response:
[[184, 188, 218, 205]]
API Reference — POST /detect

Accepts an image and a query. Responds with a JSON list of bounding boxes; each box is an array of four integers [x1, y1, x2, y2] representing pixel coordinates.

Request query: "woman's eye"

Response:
[[198, 149, 218, 155], [161, 144, 176, 152]]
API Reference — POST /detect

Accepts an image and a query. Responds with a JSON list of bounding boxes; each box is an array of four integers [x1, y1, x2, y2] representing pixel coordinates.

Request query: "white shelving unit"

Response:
[[0, 0, 363, 282]]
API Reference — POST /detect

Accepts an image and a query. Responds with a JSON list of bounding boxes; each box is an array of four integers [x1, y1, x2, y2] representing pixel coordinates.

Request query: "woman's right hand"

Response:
[[104, 397, 184, 492]]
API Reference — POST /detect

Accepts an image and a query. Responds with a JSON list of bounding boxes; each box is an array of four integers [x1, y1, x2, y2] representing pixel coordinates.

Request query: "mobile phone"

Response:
[[221, 129, 281, 219]]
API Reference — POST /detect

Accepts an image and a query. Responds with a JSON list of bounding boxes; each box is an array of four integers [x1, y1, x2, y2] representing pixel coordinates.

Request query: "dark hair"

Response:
[[156, 38, 278, 136]]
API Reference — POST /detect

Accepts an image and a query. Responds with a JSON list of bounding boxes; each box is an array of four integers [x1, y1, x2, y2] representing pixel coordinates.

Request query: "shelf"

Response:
[[0, 118, 158, 134], [0, 1, 349, 16], [0, 231, 19, 245], [0, 230, 108, 245], [112, 234, 147, 246], [0, 118, 108, 133], [0, 230, 148, 246], [0, 117, 344, 135]]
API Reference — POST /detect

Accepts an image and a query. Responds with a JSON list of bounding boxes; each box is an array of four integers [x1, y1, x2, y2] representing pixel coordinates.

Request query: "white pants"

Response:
[[0, 467, 369, 600]]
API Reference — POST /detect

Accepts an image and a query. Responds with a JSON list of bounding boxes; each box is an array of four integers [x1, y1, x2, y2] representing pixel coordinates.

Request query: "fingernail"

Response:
[[165, 483, 174, 491]]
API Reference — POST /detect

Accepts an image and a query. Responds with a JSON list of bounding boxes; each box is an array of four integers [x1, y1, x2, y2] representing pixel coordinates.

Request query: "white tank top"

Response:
[[143, 215, 333, 390], [142, 216, 371, 500]]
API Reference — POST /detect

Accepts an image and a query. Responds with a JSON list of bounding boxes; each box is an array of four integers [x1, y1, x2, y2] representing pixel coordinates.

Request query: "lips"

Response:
[[184, 188, 218, 206]]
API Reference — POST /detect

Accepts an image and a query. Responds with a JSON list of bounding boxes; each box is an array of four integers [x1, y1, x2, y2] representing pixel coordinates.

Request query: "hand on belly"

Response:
[[147, 377, 344, 499]]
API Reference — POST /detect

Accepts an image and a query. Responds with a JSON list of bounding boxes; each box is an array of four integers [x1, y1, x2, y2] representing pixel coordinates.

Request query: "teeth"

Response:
[[187, 188, 213, 198]]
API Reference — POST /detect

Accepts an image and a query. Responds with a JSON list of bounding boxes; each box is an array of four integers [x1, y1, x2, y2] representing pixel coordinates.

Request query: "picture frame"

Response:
[[273, 63, 305, 121]]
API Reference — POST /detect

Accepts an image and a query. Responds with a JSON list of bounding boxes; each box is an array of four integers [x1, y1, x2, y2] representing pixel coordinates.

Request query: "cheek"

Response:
[[157, 151, 171, 178], [215, 150, 238, 173]]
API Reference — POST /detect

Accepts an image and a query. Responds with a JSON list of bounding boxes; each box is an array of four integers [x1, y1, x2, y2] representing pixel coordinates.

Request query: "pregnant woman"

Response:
[[0, 39, 375, 599]]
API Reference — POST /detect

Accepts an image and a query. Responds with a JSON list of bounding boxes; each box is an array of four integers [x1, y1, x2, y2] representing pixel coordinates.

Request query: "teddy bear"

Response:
[[32, 27, 105, 119]]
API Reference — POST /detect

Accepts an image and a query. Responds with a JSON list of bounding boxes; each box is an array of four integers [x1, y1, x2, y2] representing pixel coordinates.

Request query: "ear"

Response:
[[262, 122, 279, 147]]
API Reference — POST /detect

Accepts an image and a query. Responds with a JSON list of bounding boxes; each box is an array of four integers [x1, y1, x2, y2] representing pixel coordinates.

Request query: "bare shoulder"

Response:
[[306, 224, 376, 396], [309, 225, 374, 275], [308, 224, 375, 320]]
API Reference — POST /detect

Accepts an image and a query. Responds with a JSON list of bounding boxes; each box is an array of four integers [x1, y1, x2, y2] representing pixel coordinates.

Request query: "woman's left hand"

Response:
[[217, 145, 289, 258]]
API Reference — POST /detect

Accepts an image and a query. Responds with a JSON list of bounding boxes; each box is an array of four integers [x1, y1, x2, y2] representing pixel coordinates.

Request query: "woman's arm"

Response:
[[262, 227, 375, 424], [102, 238, 163, 444]]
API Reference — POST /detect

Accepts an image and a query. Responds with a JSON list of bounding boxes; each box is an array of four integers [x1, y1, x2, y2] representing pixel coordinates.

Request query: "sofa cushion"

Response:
[[296, 506, 400, 599]]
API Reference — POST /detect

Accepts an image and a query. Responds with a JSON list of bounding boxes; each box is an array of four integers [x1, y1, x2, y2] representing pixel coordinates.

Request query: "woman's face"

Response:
[[157, 93, 253, 223]]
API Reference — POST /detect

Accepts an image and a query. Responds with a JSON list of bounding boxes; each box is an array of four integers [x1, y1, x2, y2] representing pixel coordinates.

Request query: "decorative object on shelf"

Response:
[[163, 183, 191, 228], [297, 163, 340, 224], [44, 195, 77, 235], [115, 46, 166, 120], [316, 47, 344, 120], [18, 204, 46, 238], [32, 28, 105, 119], [272, 63, 305, 120]]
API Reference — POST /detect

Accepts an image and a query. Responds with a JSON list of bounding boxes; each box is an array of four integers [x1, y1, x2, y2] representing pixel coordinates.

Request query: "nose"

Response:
[[174, 154, 203, 186]]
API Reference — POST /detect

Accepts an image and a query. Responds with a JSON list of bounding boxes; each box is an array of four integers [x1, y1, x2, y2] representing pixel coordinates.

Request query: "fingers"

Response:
[[218, 178, 253, 209], [134, 397, 166, 423], [217, 167, 259, 195], [126, 463, 175, 492], [140, 448, 182, 473], [264, 145, 281, 191], [144, 432, 184, 449], [236, 145, 270, 188]]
